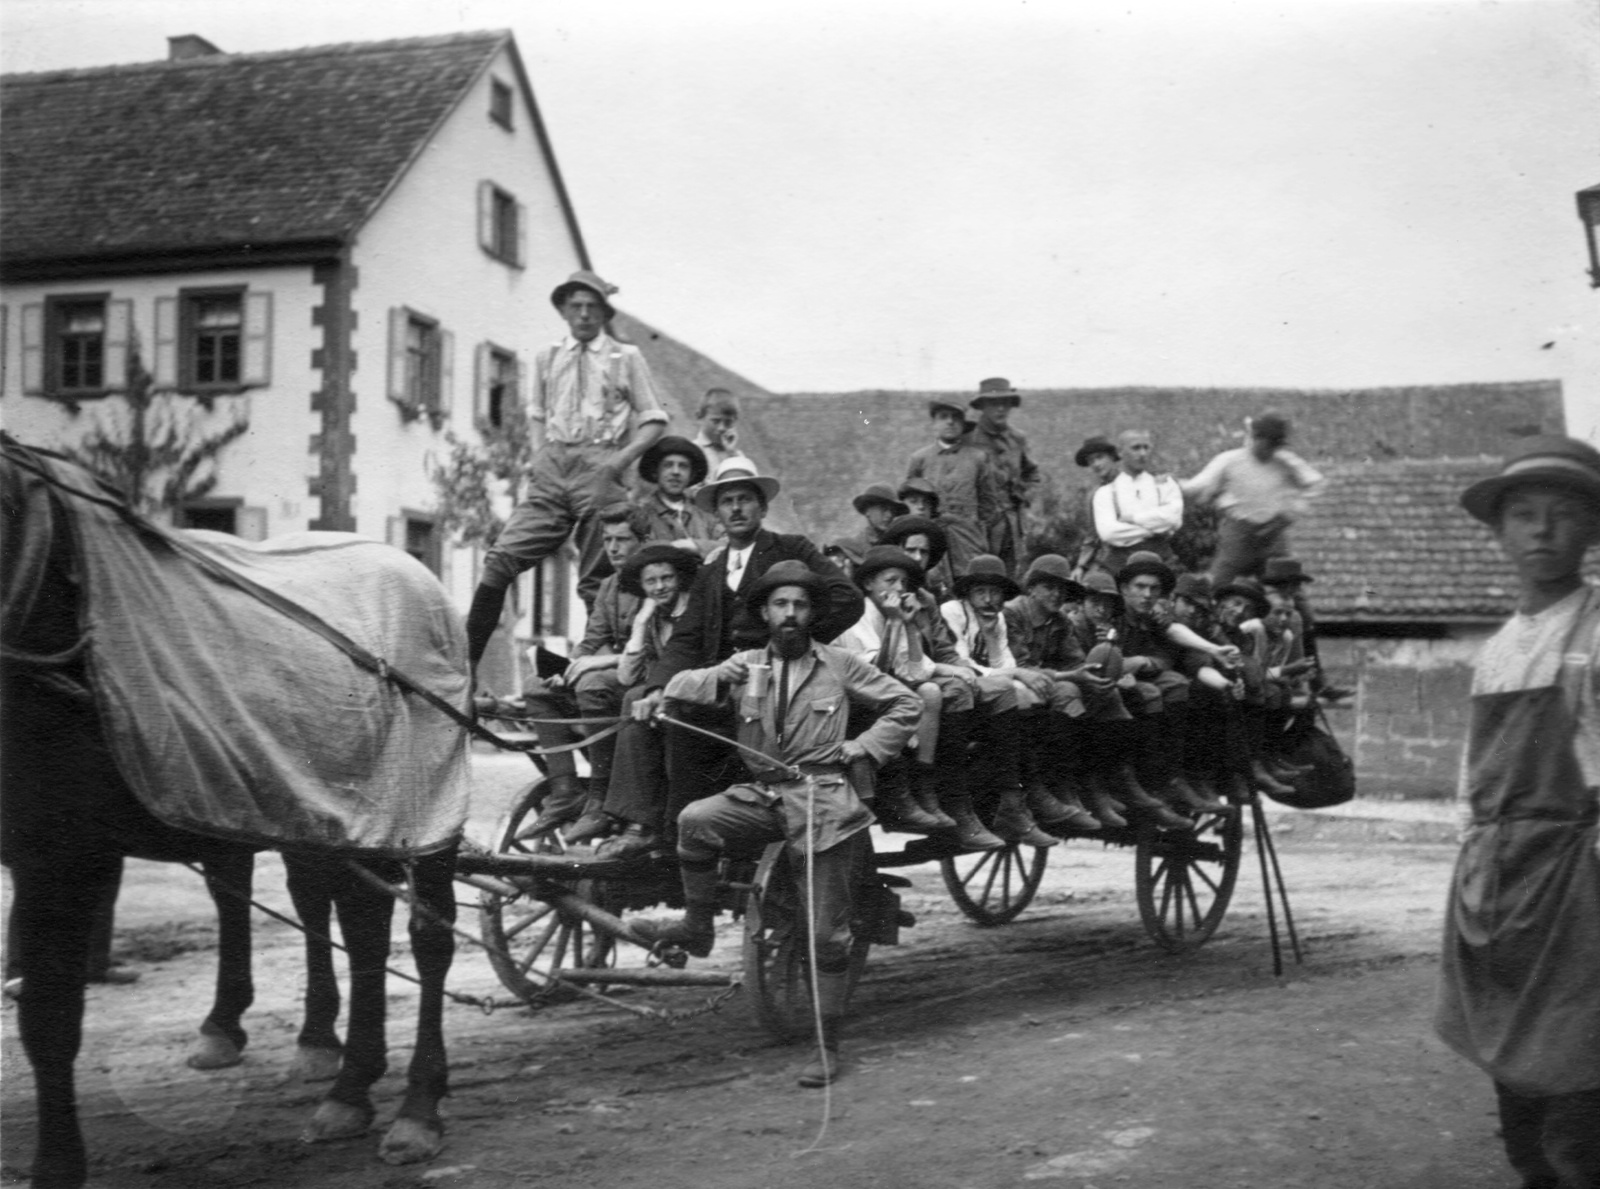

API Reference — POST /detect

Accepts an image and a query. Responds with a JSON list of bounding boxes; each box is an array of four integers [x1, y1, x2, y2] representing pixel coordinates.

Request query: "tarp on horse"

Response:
[[14, 450, 471, 857]]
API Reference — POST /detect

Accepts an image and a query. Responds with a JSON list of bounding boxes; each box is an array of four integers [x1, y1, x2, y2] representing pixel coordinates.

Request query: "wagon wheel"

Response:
[[1134, 807, 1243, 952], [742, 841, 871, 1041], [939, 843, 1050, 926], [478, 776, 619, 1003]]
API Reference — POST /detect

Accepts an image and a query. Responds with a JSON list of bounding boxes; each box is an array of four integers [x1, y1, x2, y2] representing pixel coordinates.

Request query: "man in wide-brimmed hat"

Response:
[[637, 435, 719, 555], [1182, 412, 1324, 587], [882, 512, 953, 601], [1436, 436, 1600, 1189], [1093, 429, 1185, 575], [967, 378, 1040, 576], [1072, 436, 1122, 580], [849, 483, 910, 553], [905, 396, 1003, 580], [632, 560, 920, 1089], [466, 269, 668, 674], [1261, 557, 1347, 702]]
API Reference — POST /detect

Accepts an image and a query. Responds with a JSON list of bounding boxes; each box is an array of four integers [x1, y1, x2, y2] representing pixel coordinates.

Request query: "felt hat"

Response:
[[1022, 554, 1085, 599], [969, 377, 1022, 408], [852, 483, 910, 517], [897, 477, 943, 511], [618, 544, 702, 599], [1214, 577, 1270, 619], [746, 559, 829, 615], [1173, 573, 1214, 604], [693, 456, 781, 512], [1081, 570, 1123, 600], [1250, 412, 1290, 445], [927, 398, 976, 432], [1261, 558, 1314, 586], [550, 269, 618, 313], [953, 554, 1021, 600], [881, 515, 949, 571], [853, 546, 926, 592], [639, 435, 709, 486], [1074, 436, 1121, 467], [823, 537, 868, 567], [1116, 549, 1176, 595], [1460, 434, 1600, 525]]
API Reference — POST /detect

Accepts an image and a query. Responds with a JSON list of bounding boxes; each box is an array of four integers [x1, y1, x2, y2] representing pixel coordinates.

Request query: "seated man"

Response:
[[849, 483, 909, 553], [523, 501, 649, 835], [1261, 557, 1350, 701], [1213, 577, 1299, 798], [822, 537, 866, 583], [637, 436, 719, 555], [896, 478, 957, 597], [633, 561, 919, 1087], [882, 512, 953, 603]]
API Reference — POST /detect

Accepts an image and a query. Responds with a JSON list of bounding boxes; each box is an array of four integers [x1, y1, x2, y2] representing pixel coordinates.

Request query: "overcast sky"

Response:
[[6, 0, 1598, 440]]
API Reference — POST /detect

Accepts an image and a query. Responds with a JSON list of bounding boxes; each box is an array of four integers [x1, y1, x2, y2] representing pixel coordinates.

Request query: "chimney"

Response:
[[168, 34, 224, 61]]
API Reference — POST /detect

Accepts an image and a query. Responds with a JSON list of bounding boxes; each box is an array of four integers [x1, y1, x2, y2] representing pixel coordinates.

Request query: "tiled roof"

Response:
[[1, 32, 506, 265], [1295, 459, 1518, 623]]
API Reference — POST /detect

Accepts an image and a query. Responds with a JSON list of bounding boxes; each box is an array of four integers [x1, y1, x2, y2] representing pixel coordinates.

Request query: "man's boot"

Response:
[[797, 971, 850, 1087], [1168, 773, 1227, 814], [562, 798, 614, 845], [1041, 775, 1101, 831], [533, 773, 587, 831], [629, 861, 720, 957], [1083, 771, 1129, 829], [993, 786, 1059, 847], [877, 763, 944, 833], [1222, 771, 1256, 805], [1111, 765, 1193, 830], [1020, 712, 1080, 827], [1250, 759, 1297, 797], [936, 711, 997, 847], [945, 795, 1004, 850], [912, 764, 957, 829]]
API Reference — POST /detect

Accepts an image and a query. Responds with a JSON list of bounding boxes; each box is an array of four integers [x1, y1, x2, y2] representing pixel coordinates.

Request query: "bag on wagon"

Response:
[[1264, 704, 1356, 810]]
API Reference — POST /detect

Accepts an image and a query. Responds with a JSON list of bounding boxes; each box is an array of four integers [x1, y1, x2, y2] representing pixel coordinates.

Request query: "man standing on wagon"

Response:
[[632, 561, 919, 1087], [464, 270, 669, 672], [1436, 436, 1600, 1189], [967, 378, 1040, 577]]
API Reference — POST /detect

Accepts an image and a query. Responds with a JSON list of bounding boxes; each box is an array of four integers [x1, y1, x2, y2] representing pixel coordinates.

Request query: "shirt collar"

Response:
[[564, 333, 610, 355]]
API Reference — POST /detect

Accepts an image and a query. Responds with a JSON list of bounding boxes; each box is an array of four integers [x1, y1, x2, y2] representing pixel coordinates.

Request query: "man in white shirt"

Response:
[[1092, 429, 1185, 575]]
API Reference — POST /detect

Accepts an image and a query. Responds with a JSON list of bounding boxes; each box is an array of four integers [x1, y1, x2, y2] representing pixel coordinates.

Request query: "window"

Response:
[[57, 299, 105, 391], [386, 307, 454, 423], [152, 290, 271, 391], [405, 314, 441, 409], [475, 343, 520, 431], [477, 181, 526, 267], [176, 498, 266, 540], [22, 295, 131, 398], [489, 78, 513, 129], [388, 512, 441, 575]]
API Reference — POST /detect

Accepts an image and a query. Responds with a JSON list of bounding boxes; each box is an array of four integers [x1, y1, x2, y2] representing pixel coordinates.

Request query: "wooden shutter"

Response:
[[21, 304, 44, 395], [241, 292, 272, 386], [477, 181, 495, 254], [514, 200, 528, 268], [386, 515, 407, 549], [153, 296, 178, 388], [103, 299, 132, 391], [387, 307, 409, 406], [437, 329, 455, 416], [474, 342, 491, 428], [237, 506, 268, 541]]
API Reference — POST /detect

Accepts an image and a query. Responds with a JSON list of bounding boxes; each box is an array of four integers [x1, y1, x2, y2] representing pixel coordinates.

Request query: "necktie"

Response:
[[875, 621, 898, 672], [971, 624, 990, 667], [775, 658, 790, 748], [726, 549, 744, 592]]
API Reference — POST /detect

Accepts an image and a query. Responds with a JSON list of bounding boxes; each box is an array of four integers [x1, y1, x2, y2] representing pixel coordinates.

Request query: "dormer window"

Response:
[[489, 78, 513, 129]]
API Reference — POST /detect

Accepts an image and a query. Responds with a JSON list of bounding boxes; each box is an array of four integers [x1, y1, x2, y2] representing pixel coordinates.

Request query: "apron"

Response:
[[1435, 603, 1600, 1096]]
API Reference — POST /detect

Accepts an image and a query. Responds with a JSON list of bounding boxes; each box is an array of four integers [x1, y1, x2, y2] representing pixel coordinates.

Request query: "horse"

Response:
[[1, 437, 470, 1189]]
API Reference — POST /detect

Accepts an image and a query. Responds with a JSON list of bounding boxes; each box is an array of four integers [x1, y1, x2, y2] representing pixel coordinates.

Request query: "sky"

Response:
[[5, 0, 1598, 438]]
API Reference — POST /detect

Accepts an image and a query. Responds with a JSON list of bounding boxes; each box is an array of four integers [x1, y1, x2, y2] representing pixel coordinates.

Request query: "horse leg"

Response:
[[299, 857, 391, 1144], [284, 853, 344, 1082], [380, 848, 456, 1165], [188, 849, 254, 1069], [11, 858, 119, 1189]]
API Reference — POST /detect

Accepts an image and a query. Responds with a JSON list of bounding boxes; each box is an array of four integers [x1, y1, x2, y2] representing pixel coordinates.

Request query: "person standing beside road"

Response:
[[1093, 429, 1185, 574], [1436, 435, 1600, 1189], [464, 270, 668, 671], [1181, 412, 1324, 587], [967, 378, 1040, 578]]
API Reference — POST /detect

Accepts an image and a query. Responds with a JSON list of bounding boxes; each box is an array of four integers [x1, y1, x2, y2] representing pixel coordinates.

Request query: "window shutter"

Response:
[[386, 516, 407, 549], [474, 342, 491, 428], [241, 292, 272, 386], [514, 200, 528, 268], [21, 304, 43, 395], [387, 307, 409, 406], [514, 354, 529, 419], [438, 330, 455, 416], [153, 296, 178, 388], [477, 181, 495, 254], [238, 506, 268, 542], [103, 299, 132, 391]]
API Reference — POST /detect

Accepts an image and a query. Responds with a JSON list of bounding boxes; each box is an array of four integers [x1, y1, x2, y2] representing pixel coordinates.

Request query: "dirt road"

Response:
[[2, 753, 1512, 1189]]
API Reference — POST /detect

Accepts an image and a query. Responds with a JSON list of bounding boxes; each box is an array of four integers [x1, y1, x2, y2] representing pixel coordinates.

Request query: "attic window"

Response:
[[478, 181, 526, 268], [489, 78, 513, 129]]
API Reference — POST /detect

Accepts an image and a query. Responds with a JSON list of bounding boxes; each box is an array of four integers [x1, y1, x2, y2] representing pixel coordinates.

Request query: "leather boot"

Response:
[[535, 773, 587, 829], [1111, 766, 1193, 830], [1043, 776, 1101, 831], [912, 764, 957, 829], [993, 787, 1059, 847], [1222, 772, 1256, 805], [944, 795, 1003, 851], [629, 862, 719, 957], [562, 798, 614, 845], [879, 780, 944, 834], [1026, 781, 1084, 827], [797, 972, 850, 1087], [1167, 773, 1227, 814], [1083, 772, 1129, 829], [1251, 759, 1297, 797]]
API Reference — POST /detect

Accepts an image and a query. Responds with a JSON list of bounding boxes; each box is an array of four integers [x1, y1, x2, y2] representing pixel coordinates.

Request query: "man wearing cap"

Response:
[[1072, 436, 1122, 580], [895, 480, 957, 597], [1436, 435, 1600, 1189], [1094, 430, 1185, 575], [638, 435, 720, 555], [1261, 558, 1349, 703], [822, 537, 865, 583], [1182, 412, 1324, 587], [631, 560, 920, 1087], [967, 378, 1041, 577], [692, 388, 741, 477], [465, 271, 669, 672], [906, 397, 1003, 579], [849, 484, 909, 553], [630, 460, 864, 827]]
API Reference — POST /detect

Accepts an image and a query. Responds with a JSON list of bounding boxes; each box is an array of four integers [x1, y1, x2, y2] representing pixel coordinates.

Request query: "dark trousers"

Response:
[[605, 686, 672, 832], [480, 443, 629, 596], [1208, 513, 1291, 586], [661, 701, 743, 835], [1495, 1082, 1600, 1189], [523, 670, 624, 793]]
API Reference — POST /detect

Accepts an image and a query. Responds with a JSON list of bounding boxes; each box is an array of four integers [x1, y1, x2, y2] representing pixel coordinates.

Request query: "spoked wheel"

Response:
[[1134, 807, 1243, 952], [940, 842, 1049, 926], [742, 840, 871, 1040], [478, 777, 620, 1003]]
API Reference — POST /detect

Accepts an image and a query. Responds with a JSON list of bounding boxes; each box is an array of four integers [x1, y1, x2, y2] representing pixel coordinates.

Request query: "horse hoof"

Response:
[[288, 1045, 342, 1083], [186, 1031, 244, 1070], [380, 1116, 445, 1165], [300, 1099, 373, 1144]]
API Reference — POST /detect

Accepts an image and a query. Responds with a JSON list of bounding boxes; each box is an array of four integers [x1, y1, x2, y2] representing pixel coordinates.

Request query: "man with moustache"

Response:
[[1093, 429, 1185, 573], [631, 561, 919, 1087]]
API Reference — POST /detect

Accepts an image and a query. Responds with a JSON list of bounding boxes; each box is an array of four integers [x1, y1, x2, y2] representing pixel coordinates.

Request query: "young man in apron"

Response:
[[1437, 435, 1600, 1189]]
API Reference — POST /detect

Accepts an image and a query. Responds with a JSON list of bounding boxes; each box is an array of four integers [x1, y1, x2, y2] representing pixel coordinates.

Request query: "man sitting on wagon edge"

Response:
[[632, 561, 919, 1088]]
